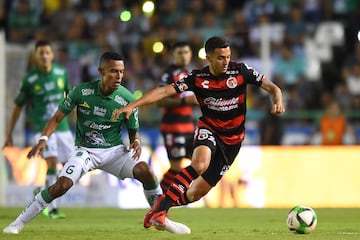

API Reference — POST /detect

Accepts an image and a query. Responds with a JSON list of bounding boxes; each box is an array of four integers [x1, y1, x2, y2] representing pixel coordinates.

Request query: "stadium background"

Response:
[[1, 0, 360, 208]]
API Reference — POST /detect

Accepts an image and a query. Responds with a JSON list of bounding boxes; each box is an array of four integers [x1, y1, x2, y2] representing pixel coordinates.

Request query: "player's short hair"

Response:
[[99, 51, 124, 66], [205, 36, 230, 53], [35, 40, 51, 50], [171, 41, 191, 51]]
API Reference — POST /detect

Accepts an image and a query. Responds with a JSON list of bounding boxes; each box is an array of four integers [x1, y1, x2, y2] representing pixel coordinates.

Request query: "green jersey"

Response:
[[15, 64, 71, 132], [59, 80, 139, 148]]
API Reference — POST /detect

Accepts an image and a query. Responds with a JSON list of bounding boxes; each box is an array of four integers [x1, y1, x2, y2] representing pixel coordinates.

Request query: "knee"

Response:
[[48, 176, 73, 199], [186, 188, 208, 202], [191, 159, 208, 175], [133, 162, 156, 184]]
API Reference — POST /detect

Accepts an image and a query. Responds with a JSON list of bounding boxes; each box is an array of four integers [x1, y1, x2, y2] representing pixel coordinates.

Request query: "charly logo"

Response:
[[81, 88, 95, 96], [226, 77, 238, 88]]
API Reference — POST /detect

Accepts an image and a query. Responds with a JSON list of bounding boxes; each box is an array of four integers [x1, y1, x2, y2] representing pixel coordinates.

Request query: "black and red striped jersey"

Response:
[[172, 61, 265, 145], [159, 64, 195, 134]]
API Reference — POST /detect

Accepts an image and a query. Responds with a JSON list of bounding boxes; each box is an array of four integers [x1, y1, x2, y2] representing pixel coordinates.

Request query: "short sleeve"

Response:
[[58, 86, 79, 115], [126, 107, 139, 130], [172, 71, 196, 93], [240, 63, 265, 87], [160, 71, 172, 87], [14, 77, 29, 106]]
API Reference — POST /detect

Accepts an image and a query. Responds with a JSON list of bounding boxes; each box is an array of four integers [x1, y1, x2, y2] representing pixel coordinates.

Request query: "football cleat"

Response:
[[3, 223, 23, 234], [164, 218, 191, 234], [150, 211, 191, 234], [144, 194, 165, 228]]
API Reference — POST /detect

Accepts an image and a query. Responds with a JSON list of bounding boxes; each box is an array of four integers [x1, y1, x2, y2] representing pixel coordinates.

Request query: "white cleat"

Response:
[[164, 218, 191, 234], [3, 223, 23, 234]]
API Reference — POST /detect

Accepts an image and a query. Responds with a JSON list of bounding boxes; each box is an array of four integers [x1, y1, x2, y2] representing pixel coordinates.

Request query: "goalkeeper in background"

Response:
[[3, 40, 74, 219]]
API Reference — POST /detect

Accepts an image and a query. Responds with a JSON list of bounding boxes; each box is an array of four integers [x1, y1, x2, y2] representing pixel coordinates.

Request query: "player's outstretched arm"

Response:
[[113, 84, 177, 120], [260, 78, 285, 114], [27, 109, 66, 158], [3, 104, 22, 149]]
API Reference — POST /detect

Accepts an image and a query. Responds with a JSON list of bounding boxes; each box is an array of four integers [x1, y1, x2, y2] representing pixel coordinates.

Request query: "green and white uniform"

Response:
[[58, 80, 141, 182], [15, 64, 73, 163]]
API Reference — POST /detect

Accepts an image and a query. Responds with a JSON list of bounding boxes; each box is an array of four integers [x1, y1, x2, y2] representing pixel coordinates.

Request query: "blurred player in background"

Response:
[[3, 52, 192, 235], [3, 40, 73, 219], [112, 36, 285, 233], [158, 41, 198, 192]]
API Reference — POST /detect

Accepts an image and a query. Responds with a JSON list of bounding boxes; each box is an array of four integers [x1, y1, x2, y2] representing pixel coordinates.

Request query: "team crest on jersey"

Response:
[[57, 78, 64, 89], [177, 82, 188, 91], [226, 77, 238, 88], [34, 84, 41, 92]]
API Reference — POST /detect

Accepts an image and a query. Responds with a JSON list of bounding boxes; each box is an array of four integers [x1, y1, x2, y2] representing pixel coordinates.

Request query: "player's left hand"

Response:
[[129, 140, 142, 160], [271, 103, 285, 115], [27, 141, 46, 159]]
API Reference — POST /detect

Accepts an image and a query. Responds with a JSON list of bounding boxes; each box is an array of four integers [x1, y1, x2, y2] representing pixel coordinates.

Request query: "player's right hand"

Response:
[[27, 141, 46, 159]]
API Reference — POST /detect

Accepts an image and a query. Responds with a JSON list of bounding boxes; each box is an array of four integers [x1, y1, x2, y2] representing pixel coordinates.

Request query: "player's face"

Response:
[[99, 60, 125, 91], [206, 47, 231, 76], [35, 45, 54, 71], [173, 46, 192, 68]]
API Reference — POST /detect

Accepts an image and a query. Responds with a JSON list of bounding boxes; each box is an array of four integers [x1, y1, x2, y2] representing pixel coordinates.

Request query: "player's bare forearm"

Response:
[[114, 85, 177, 120], [27, 109, 66, 159], [261, 78, 285, 114], [40, 109, 66, 137], [128, 130, 141, 160], [3, 104, 22, 148], [133, 85, 177, 108]]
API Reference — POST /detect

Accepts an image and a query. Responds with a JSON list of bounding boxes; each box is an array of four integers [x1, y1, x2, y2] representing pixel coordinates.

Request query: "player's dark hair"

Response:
[[204, 36, 230, 53], [99, 51, 124, 66], [171, 41, 191, 51], [35, 40, 51, 50]]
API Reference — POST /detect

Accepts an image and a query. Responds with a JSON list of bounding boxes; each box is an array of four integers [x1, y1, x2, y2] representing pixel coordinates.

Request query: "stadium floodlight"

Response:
[[119, 10, 131, 22], [152, 41, 164, 53], [198, 47, 206, 59], [142, 1, 155, 16]]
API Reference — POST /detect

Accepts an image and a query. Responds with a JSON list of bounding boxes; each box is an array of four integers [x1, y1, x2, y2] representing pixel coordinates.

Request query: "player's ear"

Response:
[[98, 67, 104, 76]]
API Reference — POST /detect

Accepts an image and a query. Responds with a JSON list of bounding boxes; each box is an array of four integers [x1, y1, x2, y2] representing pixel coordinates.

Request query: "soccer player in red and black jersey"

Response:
[[113, 36, 285, 233], [158, 41, 198, 192]]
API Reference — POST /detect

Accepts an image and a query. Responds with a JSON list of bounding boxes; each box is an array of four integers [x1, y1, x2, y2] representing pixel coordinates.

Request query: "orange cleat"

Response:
[[143, 194, 165, 228]]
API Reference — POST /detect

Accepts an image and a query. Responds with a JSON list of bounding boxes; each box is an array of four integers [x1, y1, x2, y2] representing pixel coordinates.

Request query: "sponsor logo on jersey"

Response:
[[79, 101, 90, 108], [85, 131, 111, 146], [83, 120, 111, 130], [114, 95, 128, 105], [28, 74, 38, 83], [81, 88, 95, 96], [44, 82, 55, 91], [226, 77, 238, 88], [226, 70, 239, 75], [204, 97, 239, 111], [93, 106, 107, 117], [220, 165, 230, 176], [79, 108, 91, 115]]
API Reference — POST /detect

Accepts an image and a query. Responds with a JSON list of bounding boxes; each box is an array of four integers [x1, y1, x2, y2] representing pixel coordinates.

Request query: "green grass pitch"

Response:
[[1, 207, 360, 239]]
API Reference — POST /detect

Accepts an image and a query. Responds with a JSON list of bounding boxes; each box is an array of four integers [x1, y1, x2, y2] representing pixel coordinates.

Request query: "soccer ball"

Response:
[[286, 206, 317, 234]]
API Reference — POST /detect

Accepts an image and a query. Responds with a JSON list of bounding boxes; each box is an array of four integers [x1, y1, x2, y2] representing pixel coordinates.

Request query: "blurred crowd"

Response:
[[1, 0, 360, 144]]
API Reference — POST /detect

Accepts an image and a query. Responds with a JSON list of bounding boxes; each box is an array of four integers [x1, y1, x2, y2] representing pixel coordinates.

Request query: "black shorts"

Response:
[[161, 132, 194, 161], [193, 127, 241, 186]]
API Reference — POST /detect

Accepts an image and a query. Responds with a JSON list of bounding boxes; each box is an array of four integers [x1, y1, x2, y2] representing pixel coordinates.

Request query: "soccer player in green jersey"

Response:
[[3, 51, 190, 235], [3, 40, 74, 219]]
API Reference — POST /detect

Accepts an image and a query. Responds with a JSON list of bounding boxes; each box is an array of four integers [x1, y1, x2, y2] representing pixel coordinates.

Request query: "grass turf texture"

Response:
[[1, 208, 360, 240]]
